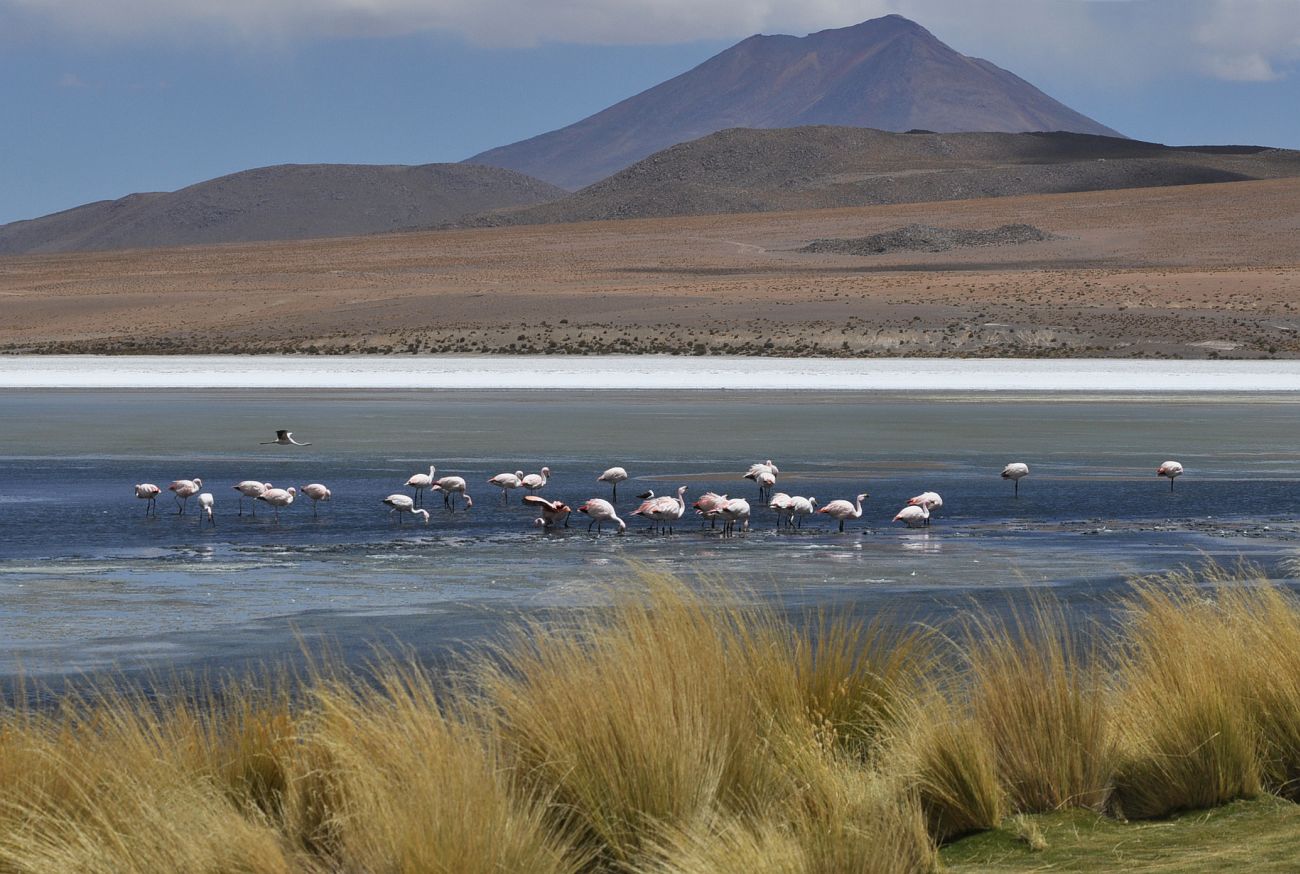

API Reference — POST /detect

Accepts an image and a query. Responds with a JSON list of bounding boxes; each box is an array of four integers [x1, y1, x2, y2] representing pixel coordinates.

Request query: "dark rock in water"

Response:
[[799, 223, 1056, 256]]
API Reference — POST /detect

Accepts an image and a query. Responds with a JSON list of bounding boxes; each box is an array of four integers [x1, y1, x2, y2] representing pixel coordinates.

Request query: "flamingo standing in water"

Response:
[[384, 494, 429, 524], [789, 496, 818, 529], [197, 493, 216, 527], [432, 476, 473, 511], [524, 495, 571, 529], [1158, 460, 1184, 491], [233, 480, 272, 516], [135, 483, 161, 516], [768, 492, 795, 528], [301, 483, 332, 515], [693, 492, 729, 528], [745, 461, 779, 500], [718, 498, 751, 536], [893, 503, 929, 528], [169, 478, 202, 515], [521, 467, 551, 494], [633, 485, 687, 534], [257, 486, 297, 522], [907, 492, 943, 526], [597, 467, 628, 500], [579, 498, 625, 535], [1001, 463, 1029, 497], [406, 466, 436, 506], [488, 471, 525, 501], [819, 492, 869, 533]]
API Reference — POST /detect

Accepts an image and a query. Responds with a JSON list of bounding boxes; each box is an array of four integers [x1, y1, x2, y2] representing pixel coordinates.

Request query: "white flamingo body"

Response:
[[384, 493, 429, 524], [893, 504, 929, 528], [693, 491, 729, 528], [406, 465, 436, 506], [907, 491, 942, 526], [1001, 463, 1029, 496], [579, 498, 625, 534], [197, 492, 215, 527], [819, 492, 869, 532], [520, 466, 551, 493], [789, 496, 818, 529], [233, 480, 272, 516], [168, 478, 202, 514], [432, 476, 473, 510], [257, 486, 297, 521], [302, 483, 331, 515], [1158, 460, 1184, 491], [135, 483, 161, 516], [768, 492, 795, 528], [597, 466, 629, 499], [633, 485, 687, 533], [718, 498, 751, 535], [745, 460, 779, 500], [488, 470, 525, 499], [524, 495, 571, 529]]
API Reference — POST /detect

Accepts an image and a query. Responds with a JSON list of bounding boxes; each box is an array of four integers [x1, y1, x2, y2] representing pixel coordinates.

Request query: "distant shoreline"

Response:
[[5, 355, 1300, 392]]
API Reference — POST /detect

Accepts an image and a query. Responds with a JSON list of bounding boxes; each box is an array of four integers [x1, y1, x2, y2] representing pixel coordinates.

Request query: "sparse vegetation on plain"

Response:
[[2, 563, 1300, 872]]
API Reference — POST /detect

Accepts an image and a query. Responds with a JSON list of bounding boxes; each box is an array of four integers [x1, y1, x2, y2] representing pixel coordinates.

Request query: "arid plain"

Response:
[[2, 177, 1298, 358]]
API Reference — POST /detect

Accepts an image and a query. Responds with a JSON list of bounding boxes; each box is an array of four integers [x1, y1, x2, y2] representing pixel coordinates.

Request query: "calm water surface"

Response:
[[3, 389, 1300, 678]]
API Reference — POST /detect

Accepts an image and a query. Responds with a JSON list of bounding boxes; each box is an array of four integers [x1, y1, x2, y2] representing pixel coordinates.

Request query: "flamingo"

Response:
[[406, 465, 437, 506], [745, 460, 779, 500], [597, 466, 629, 500], [718, 498, 751, 536], [524, 495, 571, 529], [197, 492, 216, 527], [521, 466, 551, 494], [488, 470, 525, 501], [257, 486, 297, 522], [578, 498, 625, 535], [383, 493, 429, 524], [907, 492, 943, 526], [168, 478, 202, 515], [1158, 460, 1184, 491], [134, 483, 161, 516], [233, 480, 273, 516], [693, 491, 729, 528], [789, 496, 818, 529], [819, 492, 869, 533], [260, 430, 311, 446], [633, 485, 687, 534], [893, 503, 929, 529], [1002, 463, 1029, 497], [768, 492, 795, 528], [301, 483, 332, 516], [432, 476, 473, 511]]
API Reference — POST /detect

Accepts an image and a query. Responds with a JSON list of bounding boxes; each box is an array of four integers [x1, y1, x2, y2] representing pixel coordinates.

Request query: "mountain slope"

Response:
[[466, 15, 1121, 190], [473, 127, 1300, 226], [0, 163, 566, 256]]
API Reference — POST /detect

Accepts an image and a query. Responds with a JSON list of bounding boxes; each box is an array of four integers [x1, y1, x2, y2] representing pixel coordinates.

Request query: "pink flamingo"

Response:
[[718, 498, 751, 536], [906, 492, 942, 526], [789, 496, 818, 529], [597, 466, 628, 500], [301, 483, 332, 516], [406, 465, 436, 506], [168, 478, 202, 515], [521, 466, 551, 494], [197, 492, 216, 527], [768, 492, 795, 529], [233, 480, 273, 516], [384, 493, 429, 524], [524, 495, 571, 529], [432, 476, 473, 511], [134, 483, 161, 516], [1158, 460, 1184, 491], [893, 503, 929, 528], [488, 470, 525, 501], [693, 491, 729, 529], [633, 485, 687, 534], [1002, 463, 1029, 497], [819, 492, 869, 533], [745, 460, 779, 500], [579, 498, 625, 535], [256, 486, 297, 522]]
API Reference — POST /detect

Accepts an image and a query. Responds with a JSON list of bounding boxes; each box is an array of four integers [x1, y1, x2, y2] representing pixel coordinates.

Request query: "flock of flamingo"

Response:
[[131, 456, 1189, 535]]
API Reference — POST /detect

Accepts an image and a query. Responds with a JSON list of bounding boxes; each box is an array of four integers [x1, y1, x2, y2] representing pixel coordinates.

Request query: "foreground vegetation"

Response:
[[3, 563, 1300, 872]]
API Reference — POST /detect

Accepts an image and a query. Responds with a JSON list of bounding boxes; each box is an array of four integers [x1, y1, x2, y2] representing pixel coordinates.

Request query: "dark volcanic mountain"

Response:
[[475, 127, 1300, 226], [0, 163, 565, 256], [466, 14, 1122, 190]]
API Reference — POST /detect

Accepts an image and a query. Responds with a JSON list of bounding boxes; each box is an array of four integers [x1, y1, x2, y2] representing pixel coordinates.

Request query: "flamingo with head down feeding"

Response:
[[524, 495, 571, 529], [579, 498, 625, 535], [197, 492, 215, 527], [432, 476, 473, 511], [384, 493, 429, 524], [893, 503, 929, 528], [789, 496, 818, 529], [906, 492, 942, 526], [302, 483, 331, 515], [819, 492, 869, 533], [718, 498, 751, 536]]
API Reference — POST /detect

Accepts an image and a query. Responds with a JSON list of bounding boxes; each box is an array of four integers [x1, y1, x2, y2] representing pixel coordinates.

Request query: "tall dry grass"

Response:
[[0, 563, 1298, 870]]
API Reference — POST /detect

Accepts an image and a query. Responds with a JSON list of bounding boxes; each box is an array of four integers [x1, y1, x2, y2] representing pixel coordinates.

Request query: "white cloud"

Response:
[[4, 0, 1299, 82]]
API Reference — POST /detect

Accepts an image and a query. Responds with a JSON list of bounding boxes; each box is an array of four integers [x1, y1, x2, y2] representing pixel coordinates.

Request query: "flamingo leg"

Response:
[[612, 483, 617, 500], [1170, 478, 1175, 492], [839, 519, 845, 533], [1014, 480, 1019, 498]]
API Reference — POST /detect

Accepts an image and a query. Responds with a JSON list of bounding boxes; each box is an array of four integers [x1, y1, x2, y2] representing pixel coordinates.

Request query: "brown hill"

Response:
[[0, 163, 566, 256], [466, 14, 1122, 190], [473, 127, 1300, 226]]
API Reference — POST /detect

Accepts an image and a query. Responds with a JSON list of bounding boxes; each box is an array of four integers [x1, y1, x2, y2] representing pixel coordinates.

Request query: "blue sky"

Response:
[[2, 0, 1299, 225]]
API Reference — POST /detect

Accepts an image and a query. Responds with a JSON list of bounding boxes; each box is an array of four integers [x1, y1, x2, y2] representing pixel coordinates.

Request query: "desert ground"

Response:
[[1, 177, 1298, 357]]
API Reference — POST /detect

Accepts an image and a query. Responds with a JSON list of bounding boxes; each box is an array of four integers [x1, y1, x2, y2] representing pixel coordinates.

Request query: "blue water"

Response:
[[3, 389, 1300, 677]]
